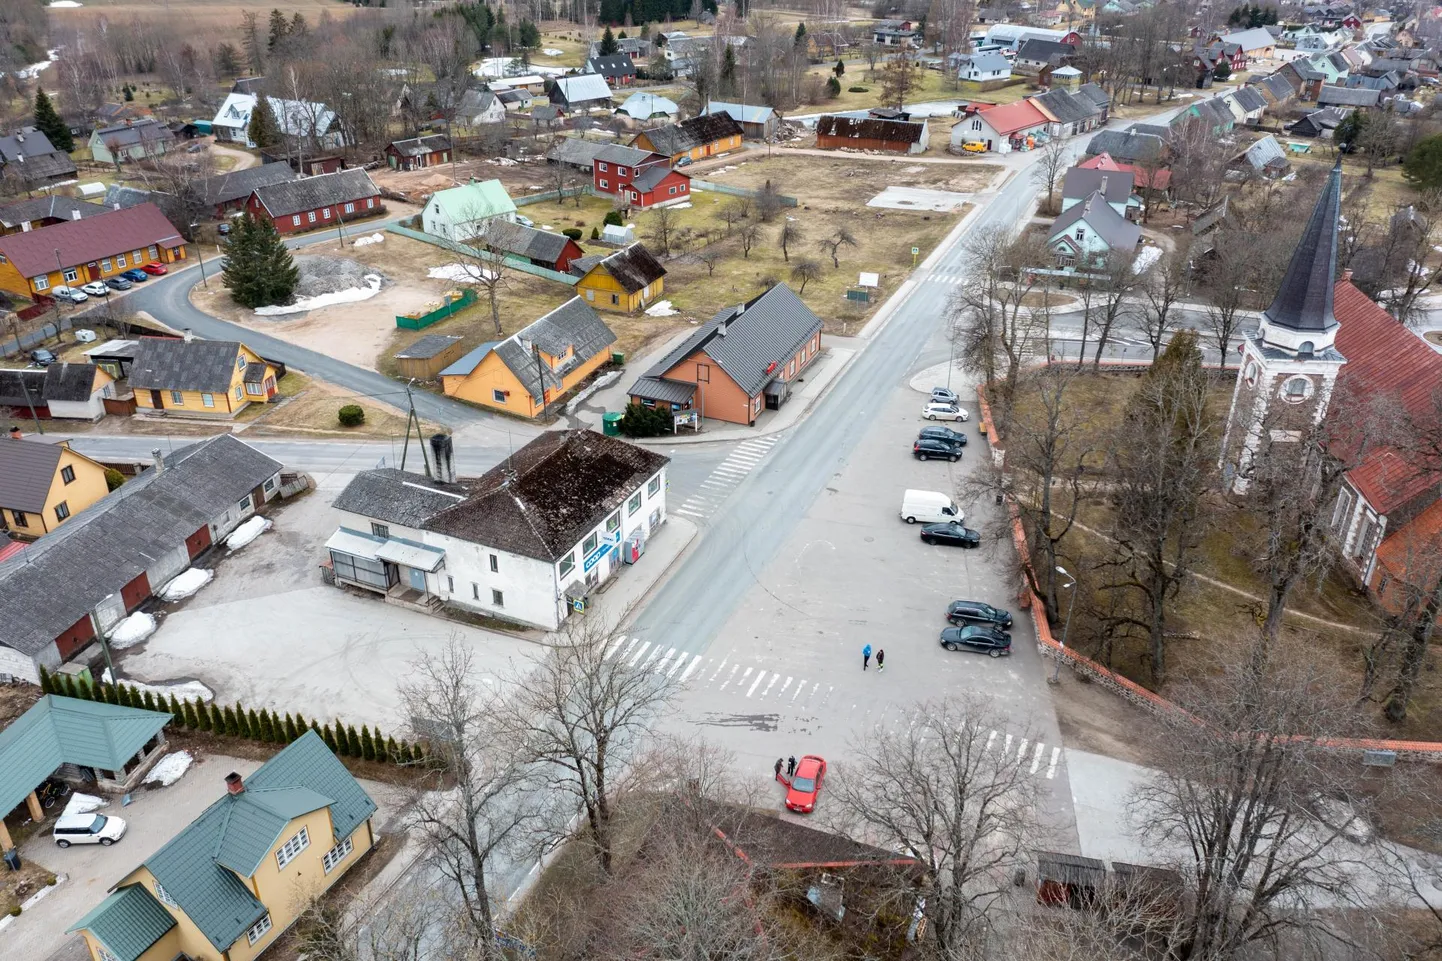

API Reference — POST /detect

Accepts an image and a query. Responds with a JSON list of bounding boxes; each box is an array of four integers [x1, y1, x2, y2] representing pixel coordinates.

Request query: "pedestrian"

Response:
[[863, 643, 872, 670], [774, 757, 783, 779], [787, 755, 797, 777], [877, 648, 885, 673]]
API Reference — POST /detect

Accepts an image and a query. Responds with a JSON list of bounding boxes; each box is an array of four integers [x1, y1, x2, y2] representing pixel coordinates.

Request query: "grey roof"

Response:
[[1239, 134, 1288, 170], [1086, 129, 1164, 164], [129, 338, 253, 393], [955, 51, 1012, 74], [1033, 89, 1099, 126], [333, 468, 469, 528], [0, 128, 61, 162], [479, 219, 576, 265], [43, 362, 102, 402], [643, 283, 824, 398], [457, 88, 501, 117], [439, 297, 617, 403], [394, 333, 463, 360], [1318, 84, 1381, 107], [595, 143, 662, 166], [628, 375, 696, 405], [636, 113, 744, 156], [389, 133, 451, 157], [575, 243, 666, 292], [0, 437, 65, 513], [251, 168, 378, 217], [632, 165, 675, 192], [1366, 57, 1415, 73], [93, 119, 175, 150], [422, 430, 669, 561], [198, 162, 295, 207], [1291, 107, 1347, 134], [1292, 61, 1327, 81], [1262, 160, 1341, 333], [704, 101, 776, 124], [0, 196, 106, 229], [1062, 167, 1134, 204], [552, 74, 613, 106], [1258, 73, 1297, 102], [0, 696, 171, 826], [816, 115, 927, 145], [1050, 190, 1142, 252], [139, 730, 375, 952], [67, 885, 176, 961], [584, 55, 637, 79], [1346, 72, 1400, 89], [1016, 38, 1076, 63], [1075, 82, 1111, 108], [1229, 86, 1268, 112], [545, 136, 611, 167], [0, 368, 46, 408], [103, 184, 154, 210], [1221, 26, 1278, 51], [0, 435, 282, 657]]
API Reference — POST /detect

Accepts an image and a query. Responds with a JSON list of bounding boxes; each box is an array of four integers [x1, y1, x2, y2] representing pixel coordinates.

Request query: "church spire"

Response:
[[1261, 159, 1342, 335]]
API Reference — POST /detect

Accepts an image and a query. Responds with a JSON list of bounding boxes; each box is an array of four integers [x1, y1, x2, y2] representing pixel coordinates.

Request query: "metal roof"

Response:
[[67, 885, 176, 961], [618, 92, 679, 118], [427, 179, 517, 227], [333, 468, 468, 528], [1062, 167, 1134, 205], [552, 74, 613, 106], [394, 334, 463, 360], [705, 101, 776, 124], [438, 297, 617, 403], [0, 696, 171, 821], [628, 375, 697, 405], [1261, 160, 1341, 333], [1049, 189, 1142, 253]]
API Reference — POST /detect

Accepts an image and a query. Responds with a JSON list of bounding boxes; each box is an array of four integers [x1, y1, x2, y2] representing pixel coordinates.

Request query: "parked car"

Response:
[[80, 281, 110, 297], [50, 286, 87, 303], [946, 600, 1014, 629], [217, 222, 232, 236], [923, 402, 968, 422], [104, 276, 132, 291], [140, 262, 168, 276], [901, 488, 962, 525], [781, 755, 827, 813], [962, 140, 987, 153], [515, 215, 535, 227], [939, 625, 1011, 657], [920, 521, 980, 547], [931, 386, 960, 405], [53, 813, 128, 848], [914, 437, 963, 462], [121, 268, 149, 282], [919, 425, 967, 446], [676, 155, 693, 166], [29, 348, 57, 366]]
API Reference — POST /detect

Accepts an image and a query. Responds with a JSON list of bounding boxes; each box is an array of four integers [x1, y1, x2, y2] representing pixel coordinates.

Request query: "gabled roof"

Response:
[[977, 99, 1050, 135], [1318, 83, 1381, 106], [1258, 72, 1297, 101], [817, 115, 927, 144], [196, 161, 295, 208], [1032, 89, 1099, 126], [632, 164, 682, 192], [210, 92, 337, 138], [129, 338, 252, 393], [68, 885, 176, 961], [553, 74, 614, 105], [955, 51, 1012, 73], [644, 283, 824, 398], [389, 133, 451, 157], [545, 136, 611, 167], [0, 128, 62, 163], [1062, 166, 1134, 204], [1075, 82, 1112, 108], [595, 143, 663, 167], [422, 430, 670, 561], [1219, 26, 1278, 50], [618, 92, 679, 118], [0, 195, 106, 229], [0, 203, 180, 277], [394, 334, 463, 361], [0, 438, 72, 512], [705, 101, 776, 124], [478, 219, 577, 264], [1085, 128, 1164, 164], [1229, 85, 1269, 112], [637, 113, 745, 155], [427, 179, 517, 227], [92, 119, 175, 150], [1050, 189, 1142, 252], [0, 696, 171, 821], [251, 168, 378, 217], [44, 362, 103, 402], [584, 54, 637, 79], [1016, 37, 1077, 62], [574, 243, 667, 292], [333, 468, 468, 527], [1238, 134, 1288, 170], [439, 297, 617, 404]]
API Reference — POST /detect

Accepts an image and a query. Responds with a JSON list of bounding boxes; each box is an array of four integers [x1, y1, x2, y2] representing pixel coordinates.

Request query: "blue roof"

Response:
[[68, 885, 176, 961], [618, 92, 679, 118], [705, 101, 776, 125], [439, 341, 498, 377]]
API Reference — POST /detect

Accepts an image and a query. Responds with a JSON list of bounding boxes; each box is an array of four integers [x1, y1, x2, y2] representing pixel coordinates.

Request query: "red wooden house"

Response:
[[592, 144, 691, 209], [245, 168, 382, 235]]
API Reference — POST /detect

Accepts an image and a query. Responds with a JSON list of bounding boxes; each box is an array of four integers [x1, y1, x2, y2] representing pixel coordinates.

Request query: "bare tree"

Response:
[[698, 247, 721, 276], [1032, 138, 1070, 216], [462, 218, 516, 335], [879, 45, 923, 109], [739, 222, 760, 259], [829, 696, 1042, 961], [755, 180, 784, 223], [777, 220, 802, 262], [296, 886, 450, 961], [719, 201, 748, 234], [790, 258, 823, 293], [1085, 252, 1139, 369], [816, 226, 857, 269], [646, 203, 678, 259], [1137, 245, 1190, 361]]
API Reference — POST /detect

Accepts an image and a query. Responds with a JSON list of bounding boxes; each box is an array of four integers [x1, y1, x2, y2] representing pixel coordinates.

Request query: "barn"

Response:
[[815, 115, 930, 154], [245, 168, 383, 234]]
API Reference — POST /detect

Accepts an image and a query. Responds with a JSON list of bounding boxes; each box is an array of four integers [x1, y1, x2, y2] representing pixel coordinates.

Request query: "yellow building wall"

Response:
[[0, 258, 29, 297], [0, 446, 109, 537], [576, 269, 662, 313], [443, 345, 610, 417], [0, 243, 186, 299], [84, 925, 186, 961], [108, 868, 225, 961], [133, 347, 270, 417]]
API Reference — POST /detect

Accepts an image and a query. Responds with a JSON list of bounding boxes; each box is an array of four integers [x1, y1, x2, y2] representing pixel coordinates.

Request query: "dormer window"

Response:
[[1297, 340, 1314, 356]]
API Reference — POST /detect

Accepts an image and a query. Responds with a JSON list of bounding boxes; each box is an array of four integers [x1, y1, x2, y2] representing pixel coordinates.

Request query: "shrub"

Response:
[[45, 876, 56, 886], [826, 76, 842, 98], [604, 210, 624, 227], [9, 906, 20, 917], [618, 402, 673, 438], [562, 227, 583, 241], [246, 708, 262, 739], [183, 700, 199, 729], [591, 226, 600, 240], [848, 86, 869, 93], [338, 404, 365, 427], [38, 666, 52, 694], [361, 726, 376, 761], [104, 468, 125, 491]]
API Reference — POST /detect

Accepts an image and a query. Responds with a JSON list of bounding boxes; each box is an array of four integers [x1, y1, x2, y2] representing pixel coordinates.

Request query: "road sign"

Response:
[[911, 246, 920, 255]]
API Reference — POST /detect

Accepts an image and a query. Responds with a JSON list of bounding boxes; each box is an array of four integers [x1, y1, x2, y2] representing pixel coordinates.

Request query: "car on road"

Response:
[[676, 156, 693, 167], [914, 437, 963, 461], [80, 281, 110, 297], [53, 813, 128, 848], [939, 625, 1011, 657], [50, 286, 88, 303], [920, 521, 980, 547], [217, 222, 232, 235], [140, 262, 168, 276], [946, 600, 1014, 629], [919, 425, 967, 446], [923, 402, 968, 422], [104, 276, 132, 291], [121, 268, 149, 282], [782, 755, 827, 813], [931, 386, 960, 405], [29, 348, 57, 366], [961, 141, 987, 153]]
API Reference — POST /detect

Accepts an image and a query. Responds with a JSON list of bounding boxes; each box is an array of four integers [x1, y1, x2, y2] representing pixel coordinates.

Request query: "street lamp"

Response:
[[1051, 565, 1076, 684]]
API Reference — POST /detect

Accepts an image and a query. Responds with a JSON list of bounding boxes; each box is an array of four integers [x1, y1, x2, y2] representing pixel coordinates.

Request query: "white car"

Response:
[[53, 813, 127, 848], [80, 281, 110, 297], [923, 402, 969, 422], [50, 286, 88, 303]]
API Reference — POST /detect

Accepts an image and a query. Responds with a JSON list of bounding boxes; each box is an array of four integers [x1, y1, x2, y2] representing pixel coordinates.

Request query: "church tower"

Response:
[[1220, 160, 1348, 493]]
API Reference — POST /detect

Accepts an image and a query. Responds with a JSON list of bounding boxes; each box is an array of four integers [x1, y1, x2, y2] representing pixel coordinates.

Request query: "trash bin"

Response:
[[3, 849, 21, 871], [611, 350, 625, 366], [602, 412, 623, 436]]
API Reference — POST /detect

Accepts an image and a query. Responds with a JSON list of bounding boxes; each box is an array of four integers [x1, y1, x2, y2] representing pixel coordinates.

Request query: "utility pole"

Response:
[[400, 381, 432, 477], [190, 224, 209, 288], [20, 376, 43, 434]]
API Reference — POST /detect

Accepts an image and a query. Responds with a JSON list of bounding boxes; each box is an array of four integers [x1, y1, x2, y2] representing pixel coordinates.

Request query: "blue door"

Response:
[[407, 567, 427, 591]]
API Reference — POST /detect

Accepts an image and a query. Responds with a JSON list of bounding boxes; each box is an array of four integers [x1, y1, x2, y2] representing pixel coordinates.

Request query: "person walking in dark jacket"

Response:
[[877, 648, 885, 672], [787, 755, 797, 777], [774, 757, 784, 779], [863, 644, 872, 670]]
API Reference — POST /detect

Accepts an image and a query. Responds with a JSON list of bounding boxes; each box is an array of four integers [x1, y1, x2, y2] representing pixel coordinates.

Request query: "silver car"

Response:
[[50, 286, 88, 303], [923, 402, 969, 422]]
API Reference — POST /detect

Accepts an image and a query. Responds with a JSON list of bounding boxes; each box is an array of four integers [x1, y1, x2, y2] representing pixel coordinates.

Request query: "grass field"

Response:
[[47, 0, 367, 29]]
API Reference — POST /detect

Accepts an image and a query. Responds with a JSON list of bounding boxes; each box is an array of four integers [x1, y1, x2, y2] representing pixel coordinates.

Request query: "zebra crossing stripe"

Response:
[[1046, 747, 1061, 780], [760, 675, 780, 698], [745, 671, 767, 697], [679, 654, 702, 681], [602, 636, 627, 660], [1029, 742, 1044, 775], [627, 641, 651, 666], [617, 637, 640, 662], [718, 664, 741, 690], [707, 659, 728, 683], [1017, 738, 1029, 762], [792, 679, 806, 702], [642, 646, 664, 670], [986, 730, 997, 753]]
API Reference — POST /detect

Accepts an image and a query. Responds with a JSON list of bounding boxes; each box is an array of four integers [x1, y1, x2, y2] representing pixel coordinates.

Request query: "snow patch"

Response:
[[226, 515, 271, 551], [429, 263, 498, 283], [49, 1, 84, 7], [644, 300, 678, 317], [17, 48, 60, 79], [667, 202, 693, 209], [109, 612, 157, 649], [352, 232, 385, 247], [144, 751, 194, 787], [159, 568, 213, 601], [1131, 246, 1163, 275], [63, 793, 106, 817], [103, 670, 215, 703], [255, 274, 383, 315], [542, 48, 564, 56]]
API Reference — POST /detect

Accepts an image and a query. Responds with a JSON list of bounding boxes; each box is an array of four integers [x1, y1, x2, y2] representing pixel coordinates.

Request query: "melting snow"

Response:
[[542, 48, 564, 56], [644, 300, 679, 317], [667, 202, 693, 209], [144, 752, 194, 787], [226, 515, 271, 550], [1131, 246, 1163, 275], [103, 670, 215, 703], [17, 48, 60, 79], [429, 263, 498, 283], [159, 568, 213, 601], [254, 274, 383, 315], [63, 793, 106, 817], [49, 1, 84, 6], [109, 612, 157, 649], [352, 232, 385, 247]]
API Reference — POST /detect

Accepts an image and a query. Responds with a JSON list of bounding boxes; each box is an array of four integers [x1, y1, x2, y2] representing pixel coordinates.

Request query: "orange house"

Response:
[[630, 113, 744, 164], [0, 203, 184, 301]]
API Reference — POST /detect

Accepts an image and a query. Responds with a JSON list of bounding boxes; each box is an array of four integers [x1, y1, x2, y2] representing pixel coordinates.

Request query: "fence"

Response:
[[690, 180, 799, 206], [386, 224, 578, 286], [396, 288, 477, 330], [514, 185, 593, 207]]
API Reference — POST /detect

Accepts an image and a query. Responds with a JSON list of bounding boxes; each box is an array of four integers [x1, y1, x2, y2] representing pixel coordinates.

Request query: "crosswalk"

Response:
[[671, 436, 779, 521], [600, 634, 1063, 780], [929, 267, 968, 285]]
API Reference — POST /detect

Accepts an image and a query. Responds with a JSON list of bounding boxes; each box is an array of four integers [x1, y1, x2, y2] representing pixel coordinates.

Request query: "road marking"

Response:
[[671, 508, 705, 518], [1017, 738, 1029, 762], [759, 674, 780, 698], [745, 671, 766, 697], [986, 730, 997, 753], [707, 659, 729, 683], [654, 647, 676, 675], [712, 464, 752, 475], [642, 646, 663, 670], [778, 677, 792, 696], [700, 480, 733, 490], [616, 637, 640, 662], [602, 636, 627, 660], [792, 679, 807, 702], [719, 665, 743, 691], [1029, 742, 1044, 774], [1046, 747, 1061, 780], [627, 641, 651, 666], [1003, 734, 1013, 755], [679, 654, 702, 681]]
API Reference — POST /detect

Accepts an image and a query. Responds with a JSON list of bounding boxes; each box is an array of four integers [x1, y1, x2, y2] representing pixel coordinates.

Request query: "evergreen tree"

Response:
[[183, 700, 199, 729], [222, 706, 239, 736], [168, 694, 184, 725], [246, 708, 262, 739], [374, 732, 388, 764], [360, 726, 376, 761], [209, 703, 226, 732], [322, 723, 339, 753], [347, 724, 363, 757], [600, 26, 619, 54], [142, 691, 158, 712], [268, 8, 290, 50], [122, 83, 134, 102], [247, 95, 282, 150], [289, 12, 308, 36], [222, 214, 299, 309], [258, 710, 275, 743], [33, 89, 73, 152], [1404, 135, 1442, 190], [57, 674, 76, 699], [286, 713, 301, 741], [194, 699, 210, 731], [794, 22, 807, 48], [214, 42, 241, 77], [519, 20, 541, 48], [386, 736, 401, 764], [234, 703, 251, 738], [721, 44, 737, 92], [834, 59, 845, 77], [39, 666, 52, 694], [121, 685, 138, 708]]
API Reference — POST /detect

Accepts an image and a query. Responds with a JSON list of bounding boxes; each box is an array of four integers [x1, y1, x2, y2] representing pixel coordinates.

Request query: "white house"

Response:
[[328, 430, 670, 630], [210, 92, 346, 149], [954, 51, 1013, 82], [421, 179, 517, 243]]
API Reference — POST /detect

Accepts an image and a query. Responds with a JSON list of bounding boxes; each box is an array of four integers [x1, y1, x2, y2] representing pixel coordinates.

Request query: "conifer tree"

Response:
[[210, 703, 226, 732], [322, 723, 339, 754], [168, 694, 184, 725], [222, 214, 299, 309], [360, 726, 376, 762], [246, 94, 282, 150], [222, 706, 239, 736], [258, 710, 275, 743], [600, 26, 619, 54], [347, 724, 362, 757], [386, 736, 400, 764], [142, 691, 158, 712], [38, 666, 52, 694], [33, 89, 74, 152], [246, 709, 262, 739], [183, 700, 199, 729]]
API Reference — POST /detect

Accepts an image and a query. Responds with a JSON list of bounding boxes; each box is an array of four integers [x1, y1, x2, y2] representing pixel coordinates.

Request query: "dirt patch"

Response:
[[1051, 672, 1172, 769], [245, 377, 438, 439]]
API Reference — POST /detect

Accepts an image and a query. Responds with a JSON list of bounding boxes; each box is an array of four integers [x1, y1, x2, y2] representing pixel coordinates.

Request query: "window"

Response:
[[492, 388, 507, 403], [599, 179, 609, 189], [95, 942, 120, 961], [559, 552, 575, 578], [618, 166, 628, 176], [308, 211, 317, 223], [292, 215, 302, 226], [611, 293, 620, 305], [972, 119, 982, 130], [247, 382, 262, 395], [584, 532, 599, 555], [1074, 228, 1085, 241], [154, 882, 178, 908], [263, 477, 276, 491], [648, 476, 661, 497], [101, 259, 111, 272], [447, 575, 455, 593], [599, 162, 609, 171], [1282, 376, 1312, 402], [34, 274, 49, 291], [247, 914, 273, 946], [237, 355, 245, 371], [133, 251, 142, 263], [492, 589, 505, 607], [489, 553, 499, 573], [372, 522, 390, 538], [1297, 340, 1314, 355], [323, 836, 354, 873], [116, 254, 127, 268], [628, 491, 642, 515], [472, 583, 480, 599], [606, 511, 620, 534], [586, 290, 595, 301], [147, 245, 157, 259], [275, 826, 310, 869], [201, 392, 215, 408], [1332, 488, 1355, 532], [366, 198, 374, 208], [61, 465, 75, 484], [11, 510, 28, 528], [234, 385, 244, 401], [679, 182, 686, 192], [170, 390, 184, 405], [238, 496, 251, 512], [323, 208, 332, 219], [63, 268, 78, 283], [344, 202, 355, 214], [332, 549, 390, 587], [669, 186, 677, 195], [54, 502, 69, 521]]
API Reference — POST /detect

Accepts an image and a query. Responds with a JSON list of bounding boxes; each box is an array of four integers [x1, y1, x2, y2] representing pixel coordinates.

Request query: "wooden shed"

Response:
[[394, 334, 466, 380], [1035, 852, 1106, 909]]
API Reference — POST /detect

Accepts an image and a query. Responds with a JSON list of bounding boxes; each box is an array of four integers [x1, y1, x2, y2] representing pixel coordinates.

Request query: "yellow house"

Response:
[[129, 336, 278, 418], [68, 731, 376, 961], [572, 243, 667, 314], [440, 296, 617, 417], [630, 113, 745, 164], [0, 435, 111, 536], [0, 202, 184, 300]]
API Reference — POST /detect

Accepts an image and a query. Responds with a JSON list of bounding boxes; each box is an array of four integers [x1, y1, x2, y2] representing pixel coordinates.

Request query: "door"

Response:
[[407, 567, 427, 591], [185, 525, 212, 559], [149, 389, 163, 409]]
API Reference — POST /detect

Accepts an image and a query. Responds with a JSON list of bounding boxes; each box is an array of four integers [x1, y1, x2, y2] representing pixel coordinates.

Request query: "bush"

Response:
[[338, 404, 365, 427], [104, 468, 125, 491], [848, 86, 869, 93], [604, 210, 624, 227], [562, 227, 583, 241], [618, 402, 673, 438], [826, 76, 842, 98], [9, 906, 20, 917], [591, 226, 600, 240]]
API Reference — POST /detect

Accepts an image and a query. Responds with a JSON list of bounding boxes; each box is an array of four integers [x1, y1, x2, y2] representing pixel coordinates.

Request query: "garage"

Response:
[[119, 571, 151, 611], [185, 525, 212, 559]]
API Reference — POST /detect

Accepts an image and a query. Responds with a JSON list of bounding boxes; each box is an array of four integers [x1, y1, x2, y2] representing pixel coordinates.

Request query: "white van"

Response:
[[901, 489, 962, 525]]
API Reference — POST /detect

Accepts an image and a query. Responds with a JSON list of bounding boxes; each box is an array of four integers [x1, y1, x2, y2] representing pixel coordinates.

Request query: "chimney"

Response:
[[225, 772, 245, 795], [183, 328, 194, 343], [152, 448, 164, 473], [1342, 267, 1353, 282], [71, 209, 81, 220], [9, 426, 21, 440]]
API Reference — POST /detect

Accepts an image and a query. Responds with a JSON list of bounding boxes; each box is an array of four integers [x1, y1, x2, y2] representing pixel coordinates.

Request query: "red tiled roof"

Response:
[[1077, 152, 1171, 190], [976, 99, 1049, 135], [0, 539, 25, 563], [0, 203, 181, 279], [1370, 500, 1442, 611], [1348, 448, 1438, 515]]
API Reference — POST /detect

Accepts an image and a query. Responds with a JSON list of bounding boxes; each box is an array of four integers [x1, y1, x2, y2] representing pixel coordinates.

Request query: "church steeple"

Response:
[[1260, 159, 1342, 339]]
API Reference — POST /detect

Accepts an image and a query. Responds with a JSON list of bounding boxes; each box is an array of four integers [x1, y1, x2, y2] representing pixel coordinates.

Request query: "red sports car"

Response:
[[782, 755, 826, 813], [140, 262, 168, 276]]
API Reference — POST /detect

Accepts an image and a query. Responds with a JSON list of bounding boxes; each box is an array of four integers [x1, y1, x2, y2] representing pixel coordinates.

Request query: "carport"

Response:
[[0, 695, 172, 852]]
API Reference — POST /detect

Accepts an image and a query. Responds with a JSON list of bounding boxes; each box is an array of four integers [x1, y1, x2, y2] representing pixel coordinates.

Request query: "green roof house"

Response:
[[67, 730, 377, 961], [421, 178, 518, 243]]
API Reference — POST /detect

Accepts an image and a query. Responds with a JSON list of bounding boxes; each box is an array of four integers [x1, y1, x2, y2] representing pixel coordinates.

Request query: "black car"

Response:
[[29, 348, 57, 367], [914, 437, 963, 462], [104, 276, 132, 291], [920, 522, 980, 547], [939, 625, 1012, 657], [946, 600, 1014, 629], [919, 425, 967, 447]]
